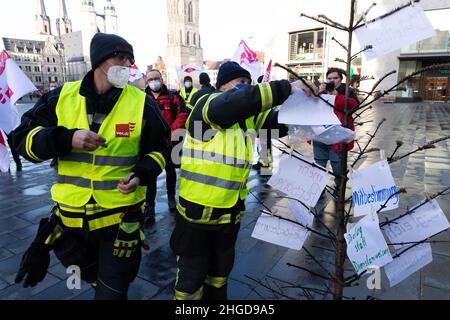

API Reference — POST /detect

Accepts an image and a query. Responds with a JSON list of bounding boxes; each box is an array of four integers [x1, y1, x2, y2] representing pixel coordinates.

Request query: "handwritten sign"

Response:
[[384, 243, 432, 288], [268, 154, 331, 207], [383, 199, 450, 249], [345, 213, 393, 274], [351, 160, 399, 217], [354, 4, 435, 60], [288, 199, 314, 227], [278, 89, 340, 126], [251, 213, 310, 251]]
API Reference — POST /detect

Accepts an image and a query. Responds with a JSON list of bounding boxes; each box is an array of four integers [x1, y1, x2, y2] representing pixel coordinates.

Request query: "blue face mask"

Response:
[[233, 83, 249, 91]]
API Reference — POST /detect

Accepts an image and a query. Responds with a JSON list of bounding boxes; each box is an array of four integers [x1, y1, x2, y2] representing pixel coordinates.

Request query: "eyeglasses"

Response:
[[114, 53, 135, 65]]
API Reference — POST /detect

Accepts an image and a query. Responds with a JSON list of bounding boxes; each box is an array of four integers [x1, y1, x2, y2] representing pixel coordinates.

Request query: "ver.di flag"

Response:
[[0, 50, 37, 134], [262, 59, 272, 82], [232, 40, 261, 84]]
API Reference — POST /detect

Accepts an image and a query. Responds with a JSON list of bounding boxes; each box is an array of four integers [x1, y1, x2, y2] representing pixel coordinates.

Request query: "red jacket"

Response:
[[145, 85, 188, 132], [308, 94, 357, 152]]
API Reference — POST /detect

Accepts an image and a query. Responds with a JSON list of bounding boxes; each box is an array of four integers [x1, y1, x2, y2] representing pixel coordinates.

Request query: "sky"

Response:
[[0, 0, 284, 69]]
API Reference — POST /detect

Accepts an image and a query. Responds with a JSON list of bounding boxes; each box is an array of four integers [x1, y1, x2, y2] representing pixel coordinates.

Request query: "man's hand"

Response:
[[117, 172, 140, 195], [319, 83, 338, 95], [72, 130, 107, 151], [290, 80, 318, 97]]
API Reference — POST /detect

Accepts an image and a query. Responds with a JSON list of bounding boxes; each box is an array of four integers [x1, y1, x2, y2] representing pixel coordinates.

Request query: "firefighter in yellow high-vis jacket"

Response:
[[12, 33, 171, 300], [171, 61, 317, 300]]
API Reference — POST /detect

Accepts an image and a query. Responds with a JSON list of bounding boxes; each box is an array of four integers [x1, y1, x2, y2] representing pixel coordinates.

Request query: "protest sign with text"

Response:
[[268, 154, 331, 207], [345, 213, 393, 274], [351, 160, 399, 217], [287, 199, 314, 227], [251, 213, 310, 251]]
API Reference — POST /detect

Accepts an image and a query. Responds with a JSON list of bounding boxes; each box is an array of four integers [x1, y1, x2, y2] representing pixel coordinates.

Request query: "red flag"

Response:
[[232, 40, 261, 84], [0, 129, 9, 172], [263, 59, 272, 83], [0, 50, 37, 134]]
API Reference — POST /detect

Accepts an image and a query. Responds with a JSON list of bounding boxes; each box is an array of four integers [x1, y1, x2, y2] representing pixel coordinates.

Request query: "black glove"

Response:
[[15, 218, 53, 288]]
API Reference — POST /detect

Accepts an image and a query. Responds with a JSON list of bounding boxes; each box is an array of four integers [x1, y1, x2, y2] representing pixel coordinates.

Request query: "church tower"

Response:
[[56, 0, 72, 38], [165, 0, 204, 89], [104, 0, 118, 34], [80, 0, 98, 66], [35, 0, 51, 35]]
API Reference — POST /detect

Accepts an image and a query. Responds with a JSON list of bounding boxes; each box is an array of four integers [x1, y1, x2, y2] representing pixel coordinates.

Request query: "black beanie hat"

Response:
[[184, 76, 193, 82], [90, 32, 134, 70], [216, 61, 251, 89], [199, 72, 210, 85]]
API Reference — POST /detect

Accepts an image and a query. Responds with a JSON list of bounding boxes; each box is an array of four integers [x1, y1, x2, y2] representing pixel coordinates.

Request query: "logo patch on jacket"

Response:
[[115, 124, 130, 138]]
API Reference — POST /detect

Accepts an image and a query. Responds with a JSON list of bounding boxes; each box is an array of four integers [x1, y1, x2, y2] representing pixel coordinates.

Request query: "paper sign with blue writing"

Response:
[[312, 125, 355, 145], [384, 243, 432, 288], [351, 160, 399, 217], [268, 154, 331, 207], [288, 199, 314, 227], [278, 89, 340, 126], [354, 4, 435, 61], [251, 213, 310, 251], [383, 199, 450, 250], [345, 213, 393, 274]]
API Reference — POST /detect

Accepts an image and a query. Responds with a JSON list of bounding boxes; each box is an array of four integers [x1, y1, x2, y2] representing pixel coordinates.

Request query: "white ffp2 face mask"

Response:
[[149, 80, 162, 92], [107, 65, 131, 88], [184, 81, 192, 89]]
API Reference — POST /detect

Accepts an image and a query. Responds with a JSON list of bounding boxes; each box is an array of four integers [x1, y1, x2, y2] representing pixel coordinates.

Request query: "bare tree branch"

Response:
[[318, 14, 349, 30], [300, 13, 348, 31], [351, 118, 386, 167], [389, 135, 450, 163], [354, 2, 377, 28], [332, 37, 348, 52]]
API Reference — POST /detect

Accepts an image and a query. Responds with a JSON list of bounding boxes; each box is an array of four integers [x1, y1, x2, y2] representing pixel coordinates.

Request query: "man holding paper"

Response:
[[171, 61, 317, 300]]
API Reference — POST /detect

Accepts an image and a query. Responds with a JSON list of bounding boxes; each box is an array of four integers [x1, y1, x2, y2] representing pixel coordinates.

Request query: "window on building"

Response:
[[179, 30, 183, 45], [289, 29, 325, 61], [188, 2, 193, 22], [48, 67, 51, 73], [187, 32, 190, 45], [54, 67, 57, 72], [47, 57, 50, 63], [45, 25, 48, 33], [55, 77, 58, 83], [193, 33, 196, 46], [66, 27, 69, 33], [53, 58, 56, 63], [49, 77, 52, 83]]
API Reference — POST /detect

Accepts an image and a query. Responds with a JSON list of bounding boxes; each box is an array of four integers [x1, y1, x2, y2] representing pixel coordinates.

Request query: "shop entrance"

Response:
[[424, 77, 449, 101]]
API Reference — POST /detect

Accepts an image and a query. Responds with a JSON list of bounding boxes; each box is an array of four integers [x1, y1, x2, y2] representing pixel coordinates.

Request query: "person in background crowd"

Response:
[[179, 76, 198, 110], [189, 72, 215, 110]]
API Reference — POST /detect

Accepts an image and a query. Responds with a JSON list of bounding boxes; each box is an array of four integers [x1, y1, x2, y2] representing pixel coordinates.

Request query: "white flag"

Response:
[[232, 40, 261, 84], [0, 50, 37, 134], [0, 129, 9, 172]]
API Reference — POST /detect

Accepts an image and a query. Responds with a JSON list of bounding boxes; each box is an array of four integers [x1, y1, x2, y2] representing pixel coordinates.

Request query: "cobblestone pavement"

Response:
[[0, 102, 448, 300]]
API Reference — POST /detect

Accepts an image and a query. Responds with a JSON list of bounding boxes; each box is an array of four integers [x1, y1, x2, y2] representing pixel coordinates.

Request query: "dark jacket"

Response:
[[12, 70, 171, 185], [336, 83, 359, 103], [189, 84, 216, 109], [145, 84, 189, 132]]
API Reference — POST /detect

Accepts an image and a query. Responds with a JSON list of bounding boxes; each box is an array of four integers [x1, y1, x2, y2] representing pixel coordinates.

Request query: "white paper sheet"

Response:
[[251, 213, 310, 251], [345, 213, 393, 274], [351, 160, 399, 217], [384, 243, 432, 287], [354, 4, 435, 60], [268, 154, 331, 207], [287, 199, 314, 227], [278, 90, 340, 126], [383, 199, 450, 249]]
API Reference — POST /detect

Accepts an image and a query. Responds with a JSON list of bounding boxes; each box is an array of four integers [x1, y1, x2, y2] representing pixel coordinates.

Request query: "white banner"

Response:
[[354, 4, 435, 61], [232, 40, 261, 84], [278, 90, 340, 126], [384, 243, 432, 288], [383, 199, 450, 249], [351, 160, 399, 217], [0, 50, 37, 134], [251, 213, 310, 251], [0, 129, 9, 172], [268, 154, 331, 207], [345, 213, 393, 274]]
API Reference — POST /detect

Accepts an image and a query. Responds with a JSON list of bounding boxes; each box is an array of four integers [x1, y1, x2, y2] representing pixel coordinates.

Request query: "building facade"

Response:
[[165, 0, 204, 89], [268, 0, 449, 102]]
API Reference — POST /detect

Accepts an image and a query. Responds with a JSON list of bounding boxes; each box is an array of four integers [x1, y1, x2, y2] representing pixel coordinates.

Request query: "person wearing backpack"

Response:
[[145, 69, 189, 224]]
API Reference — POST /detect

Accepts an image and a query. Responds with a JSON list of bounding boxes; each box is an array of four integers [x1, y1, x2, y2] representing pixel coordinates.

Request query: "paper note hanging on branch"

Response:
[[383, 199, 450, 249], [384, 243, 432, 288], [345, 213, 393, 274], [351, 160, 399, 217], [288, 199, 314, 227], [278, 89, 340, 126], [312, 125, 355, 145], [354, 4, 435, 61], [251, 213, 310, 251], [268, 154, 331, 207]]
